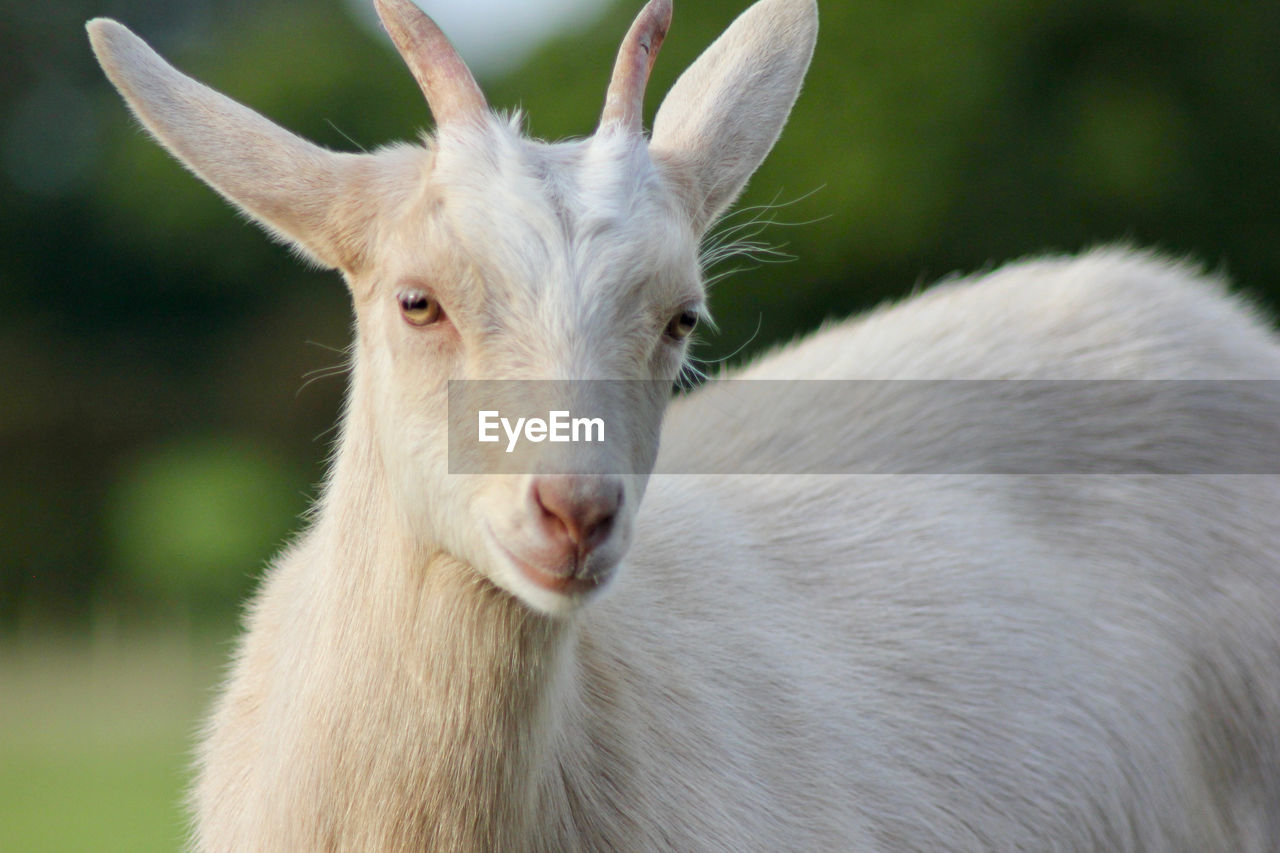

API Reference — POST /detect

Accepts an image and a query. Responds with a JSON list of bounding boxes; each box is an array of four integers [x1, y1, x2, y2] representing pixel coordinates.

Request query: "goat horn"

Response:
[[374, 0, 487, 126], [599, 0, 672, 134]]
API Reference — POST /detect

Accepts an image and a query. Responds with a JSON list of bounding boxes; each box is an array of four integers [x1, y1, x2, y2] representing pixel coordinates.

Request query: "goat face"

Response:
[[351, 121, 703, 614]]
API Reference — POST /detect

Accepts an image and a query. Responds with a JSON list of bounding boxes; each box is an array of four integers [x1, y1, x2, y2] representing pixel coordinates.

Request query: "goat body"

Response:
[[88, 1, 1280, 850]]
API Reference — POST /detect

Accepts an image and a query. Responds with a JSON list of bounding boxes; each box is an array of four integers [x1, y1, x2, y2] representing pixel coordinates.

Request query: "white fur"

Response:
[[87, 1, 1280, 850]]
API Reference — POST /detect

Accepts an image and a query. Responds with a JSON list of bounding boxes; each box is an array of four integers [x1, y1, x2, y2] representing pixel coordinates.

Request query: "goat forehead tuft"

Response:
[[425, 120, 680, 276]]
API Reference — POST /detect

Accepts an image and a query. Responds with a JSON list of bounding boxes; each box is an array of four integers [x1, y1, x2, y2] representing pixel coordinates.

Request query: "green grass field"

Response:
[[0, 630, 226, 852]]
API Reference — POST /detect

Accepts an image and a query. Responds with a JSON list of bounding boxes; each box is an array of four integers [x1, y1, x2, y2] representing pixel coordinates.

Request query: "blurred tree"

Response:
[[1, 0, 1278, 626], [104, 435, 306, 618]]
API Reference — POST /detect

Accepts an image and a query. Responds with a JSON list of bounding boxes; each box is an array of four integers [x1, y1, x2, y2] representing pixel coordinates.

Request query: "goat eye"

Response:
[[665, 310, 698, 341], [398, 289, 443, 326]]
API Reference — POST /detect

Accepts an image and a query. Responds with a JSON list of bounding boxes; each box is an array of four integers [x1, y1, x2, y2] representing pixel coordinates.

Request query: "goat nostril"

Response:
[[581, 511, 615, 551], [532, 479, 622, 554], [533, 482, 572, 534]]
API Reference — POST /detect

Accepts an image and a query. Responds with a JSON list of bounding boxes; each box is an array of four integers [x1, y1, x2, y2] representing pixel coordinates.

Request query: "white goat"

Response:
[[88, 0, 1280, 850]]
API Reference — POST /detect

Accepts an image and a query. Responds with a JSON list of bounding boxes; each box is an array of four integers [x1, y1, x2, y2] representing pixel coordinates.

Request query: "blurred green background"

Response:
[[3, 0, 1279, 848]]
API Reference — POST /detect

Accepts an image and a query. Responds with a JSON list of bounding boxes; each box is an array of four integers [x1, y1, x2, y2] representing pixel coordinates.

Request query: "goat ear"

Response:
[[87, 19, 372, 273], [650, 0, 817, 233]]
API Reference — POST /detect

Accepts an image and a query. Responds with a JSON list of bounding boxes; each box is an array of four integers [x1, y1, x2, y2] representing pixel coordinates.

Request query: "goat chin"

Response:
[[88, 1, 1280, 850]]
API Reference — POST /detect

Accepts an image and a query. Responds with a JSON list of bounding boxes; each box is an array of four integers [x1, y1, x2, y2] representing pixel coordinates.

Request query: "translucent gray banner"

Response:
[[447, 380, 1280, 474]]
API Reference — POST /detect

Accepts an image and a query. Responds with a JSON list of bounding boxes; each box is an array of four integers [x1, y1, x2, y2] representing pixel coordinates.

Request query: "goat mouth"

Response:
[[493, 538, 608, 597]]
